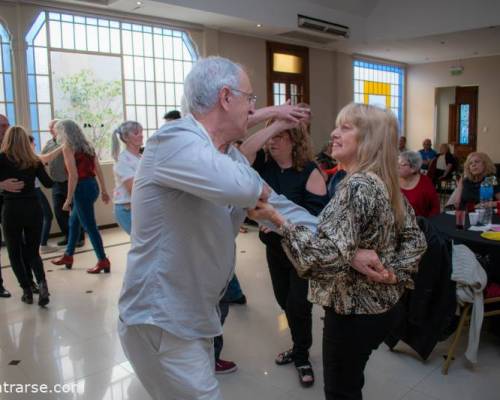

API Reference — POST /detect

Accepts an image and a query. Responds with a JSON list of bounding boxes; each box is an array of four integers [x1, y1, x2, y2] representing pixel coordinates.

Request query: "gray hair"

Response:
[[111, 120, 142, 161], [55, 119, 95, 156], [400, 150, 422, 171], [183, 57, 243, 115]]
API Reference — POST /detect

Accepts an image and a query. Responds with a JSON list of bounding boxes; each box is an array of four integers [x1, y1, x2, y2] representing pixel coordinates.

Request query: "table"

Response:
[[430, 212, 500, 255]]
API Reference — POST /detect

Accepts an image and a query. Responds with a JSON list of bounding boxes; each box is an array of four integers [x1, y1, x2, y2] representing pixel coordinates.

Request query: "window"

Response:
[[267, 42, 309, 106], [0, 23, 15, 123], [353, 59, 404, 130], [459, 104, 470, 145], [26, 11, 197, 156]]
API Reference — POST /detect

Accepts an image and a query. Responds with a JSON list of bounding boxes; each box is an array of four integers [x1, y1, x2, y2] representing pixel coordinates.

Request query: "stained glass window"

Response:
[[459, 104, 470, 145], [26, 11, 197, 153], [0, 24, 15, 123], [353, 60, 404, 130]]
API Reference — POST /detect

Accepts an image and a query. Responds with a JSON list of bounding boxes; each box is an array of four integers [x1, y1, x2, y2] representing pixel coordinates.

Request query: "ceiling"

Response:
[[52, 0, 500, 64]]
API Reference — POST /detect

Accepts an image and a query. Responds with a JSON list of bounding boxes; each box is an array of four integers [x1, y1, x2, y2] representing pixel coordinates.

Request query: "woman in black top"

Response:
[[0, 126, 54, 306], [240, 114, 328, 387]]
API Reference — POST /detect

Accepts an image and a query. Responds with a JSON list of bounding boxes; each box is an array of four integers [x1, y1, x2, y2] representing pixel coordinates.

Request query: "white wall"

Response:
[[407, 55, 500, 161]]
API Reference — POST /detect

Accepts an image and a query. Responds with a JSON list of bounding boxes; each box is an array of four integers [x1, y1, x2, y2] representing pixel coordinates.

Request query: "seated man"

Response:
[[419, 138, 437, 171]]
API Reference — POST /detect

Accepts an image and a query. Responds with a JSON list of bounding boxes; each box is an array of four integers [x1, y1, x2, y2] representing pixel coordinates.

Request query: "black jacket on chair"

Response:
[[385, 217, 456, 360]]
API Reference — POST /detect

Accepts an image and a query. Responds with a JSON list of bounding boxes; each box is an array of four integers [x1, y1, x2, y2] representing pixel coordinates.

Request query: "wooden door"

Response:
[[448, 86, 478, 162]]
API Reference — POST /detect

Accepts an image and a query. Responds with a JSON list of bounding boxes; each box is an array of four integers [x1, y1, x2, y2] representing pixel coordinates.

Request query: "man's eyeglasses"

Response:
[[229, 87, 257, 104]]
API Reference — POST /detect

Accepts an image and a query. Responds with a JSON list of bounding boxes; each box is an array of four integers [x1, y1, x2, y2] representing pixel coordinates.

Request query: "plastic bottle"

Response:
[[479, 177, 493, 226]]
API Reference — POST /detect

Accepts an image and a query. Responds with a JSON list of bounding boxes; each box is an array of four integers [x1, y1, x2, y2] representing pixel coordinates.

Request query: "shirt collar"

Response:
[[189, 114, 215, 149]]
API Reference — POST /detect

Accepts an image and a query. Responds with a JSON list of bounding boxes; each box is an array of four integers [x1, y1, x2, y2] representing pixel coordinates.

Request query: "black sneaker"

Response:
[[31, 282, 40, 294], [57, 238, 68, 246], [21, 288, 33, 304], [0, 286, 11, 298]]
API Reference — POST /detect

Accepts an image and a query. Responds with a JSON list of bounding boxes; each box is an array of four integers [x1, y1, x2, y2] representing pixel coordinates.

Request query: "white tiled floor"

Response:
[[0, 227, 499, 400]]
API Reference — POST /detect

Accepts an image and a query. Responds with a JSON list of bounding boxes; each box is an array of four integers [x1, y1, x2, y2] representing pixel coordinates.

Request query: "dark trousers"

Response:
[[266, 243, 312, 365], [35, 188, 53, 246], [1, 198, 46, 289], [52, 181, 83, 241], [323, 304, 401, 400], [214, 299, 230, 361]]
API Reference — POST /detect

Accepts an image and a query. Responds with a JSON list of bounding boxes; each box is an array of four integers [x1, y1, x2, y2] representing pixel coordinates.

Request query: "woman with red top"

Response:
[[51, 119, 111, 273], [399, 151, 440, 217]]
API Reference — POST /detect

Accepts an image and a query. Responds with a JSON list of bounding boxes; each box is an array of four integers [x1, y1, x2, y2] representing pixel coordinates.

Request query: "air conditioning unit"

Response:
[[297, 14, 349, 39]]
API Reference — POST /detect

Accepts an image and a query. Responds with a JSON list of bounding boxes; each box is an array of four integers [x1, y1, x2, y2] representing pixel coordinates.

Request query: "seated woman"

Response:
[[399, 151, 440, 217], [249, 103, 426, 400], [431, 143, 457, 183], [454, 152, 500, 209]]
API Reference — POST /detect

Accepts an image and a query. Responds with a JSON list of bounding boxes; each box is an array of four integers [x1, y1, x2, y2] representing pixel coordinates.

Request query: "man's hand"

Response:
[[275, 100, 311, 124], [351, 249, 397, 284], [248, 200, 285, 227], [0, 178, 24, 193]]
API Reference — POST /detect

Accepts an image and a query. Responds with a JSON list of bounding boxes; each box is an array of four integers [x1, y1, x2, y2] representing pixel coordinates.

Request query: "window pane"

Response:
[[173, 37, 183, 60], [459, 104, 470, 145], [133, 31, 144, 56], [173, 61, 183, 82], [126, 105, 136, 120], [146, 82, 155, 105], [62, 22, 75, 49], [38, 104, 52, 131], [136, 105, 147, 127], [166, 83, 175, 105], [164, 59, 174, 82], [75, 24, 87, 50], [156, 82, 165, 105], [125, 80, 135, 104], [123, 56, 133, 79], [49, 20, 61, 47], [174, 83, 183, 106], [163, 36, 173, 59], [134, 57, 145, 80], [122, 30, 132, 54], [144, 32, 153, 57], [0, 78, 4, 102], [110, 29, 121, 53], [147, 106, 156, 129], [34, 47, 48, 74], [183, 61, 192, 79], [98, 27, 110, 52], [135, 81, 145, 104], [36, 76, 50, 103], [87, 25, 98, 51], [155, 59, 164, 81], [34, 24, 47, 47], [154, 34, 163, 58], [145, 58, 154, 81]]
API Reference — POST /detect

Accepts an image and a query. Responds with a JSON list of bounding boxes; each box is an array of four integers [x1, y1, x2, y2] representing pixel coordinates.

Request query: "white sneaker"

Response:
[[40, 245, 59, 254]]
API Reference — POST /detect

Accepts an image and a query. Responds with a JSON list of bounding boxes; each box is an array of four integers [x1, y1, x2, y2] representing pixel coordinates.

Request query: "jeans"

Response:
[[52, 181, 84, 241], [214, 300, 230, 362], [35, 188, 53, 246], [323, 304, 401, 400], [2, 198, 46, 288], [265, 241, 312, 365], [114, 204, 132, 235], [66, 178, 106, 260]]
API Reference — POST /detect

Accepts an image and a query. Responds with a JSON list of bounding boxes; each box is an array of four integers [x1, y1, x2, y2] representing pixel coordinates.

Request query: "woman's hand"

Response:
[[0, 178, 24, 192], [62, 199, 72, 212], [351, 249, 397, 284], [275, 100, 311, 123], [101, 192, 110, 204], [248, 201, 285, 227]]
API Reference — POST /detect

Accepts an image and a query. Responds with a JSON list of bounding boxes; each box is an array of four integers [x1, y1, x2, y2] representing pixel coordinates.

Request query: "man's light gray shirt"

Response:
[[118, 115, 263, 340], [42, 138, 67, 182]]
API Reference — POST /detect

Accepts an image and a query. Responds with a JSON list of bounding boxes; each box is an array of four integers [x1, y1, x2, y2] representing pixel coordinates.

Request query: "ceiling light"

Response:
[[136, 1, 142, 5], [256, 24, 263, 28]]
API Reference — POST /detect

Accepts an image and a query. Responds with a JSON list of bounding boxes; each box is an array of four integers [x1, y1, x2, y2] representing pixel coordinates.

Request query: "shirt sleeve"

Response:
[[36, 162, 54, 188], [387, 201, 427, 289], [280, 178, 375, 280], [153, 134, 263, 208]]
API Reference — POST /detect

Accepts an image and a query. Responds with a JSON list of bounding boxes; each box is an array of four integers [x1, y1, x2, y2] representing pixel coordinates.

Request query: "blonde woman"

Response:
[[51, 120, 111, 273], [240, 107, 327, 387], [454, 152, 500, 209], [0, 126, 53, 306], [249, 103, 427, 400]]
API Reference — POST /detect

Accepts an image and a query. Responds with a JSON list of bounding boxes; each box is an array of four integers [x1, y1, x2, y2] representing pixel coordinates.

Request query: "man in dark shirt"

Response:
[[0, 114, 24, 297]]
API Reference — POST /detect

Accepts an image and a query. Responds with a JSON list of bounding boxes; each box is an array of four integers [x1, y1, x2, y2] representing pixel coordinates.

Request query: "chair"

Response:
[[442, 295, 500, 374]]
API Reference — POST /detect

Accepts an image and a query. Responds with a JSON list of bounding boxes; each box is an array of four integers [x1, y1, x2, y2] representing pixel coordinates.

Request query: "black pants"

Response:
[[323, 304, 401, 400], [265, 242, 312, 365], [52, 181, 83, 241], [2, 198, 46, 289]]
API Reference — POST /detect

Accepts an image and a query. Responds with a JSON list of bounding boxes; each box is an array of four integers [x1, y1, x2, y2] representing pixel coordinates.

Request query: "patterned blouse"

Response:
[[281, 172, 427, 315]]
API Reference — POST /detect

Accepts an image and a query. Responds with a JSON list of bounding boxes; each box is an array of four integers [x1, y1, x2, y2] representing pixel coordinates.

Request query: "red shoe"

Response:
[[87, 258, 111, 274], [51, 254, 73, 269], [215, 359, 238, 374]]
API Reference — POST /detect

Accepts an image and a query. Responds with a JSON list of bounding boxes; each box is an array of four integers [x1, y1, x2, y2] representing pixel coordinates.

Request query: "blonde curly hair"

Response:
[[265, 102, 313, 171], [463, 152, 496, 182]]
